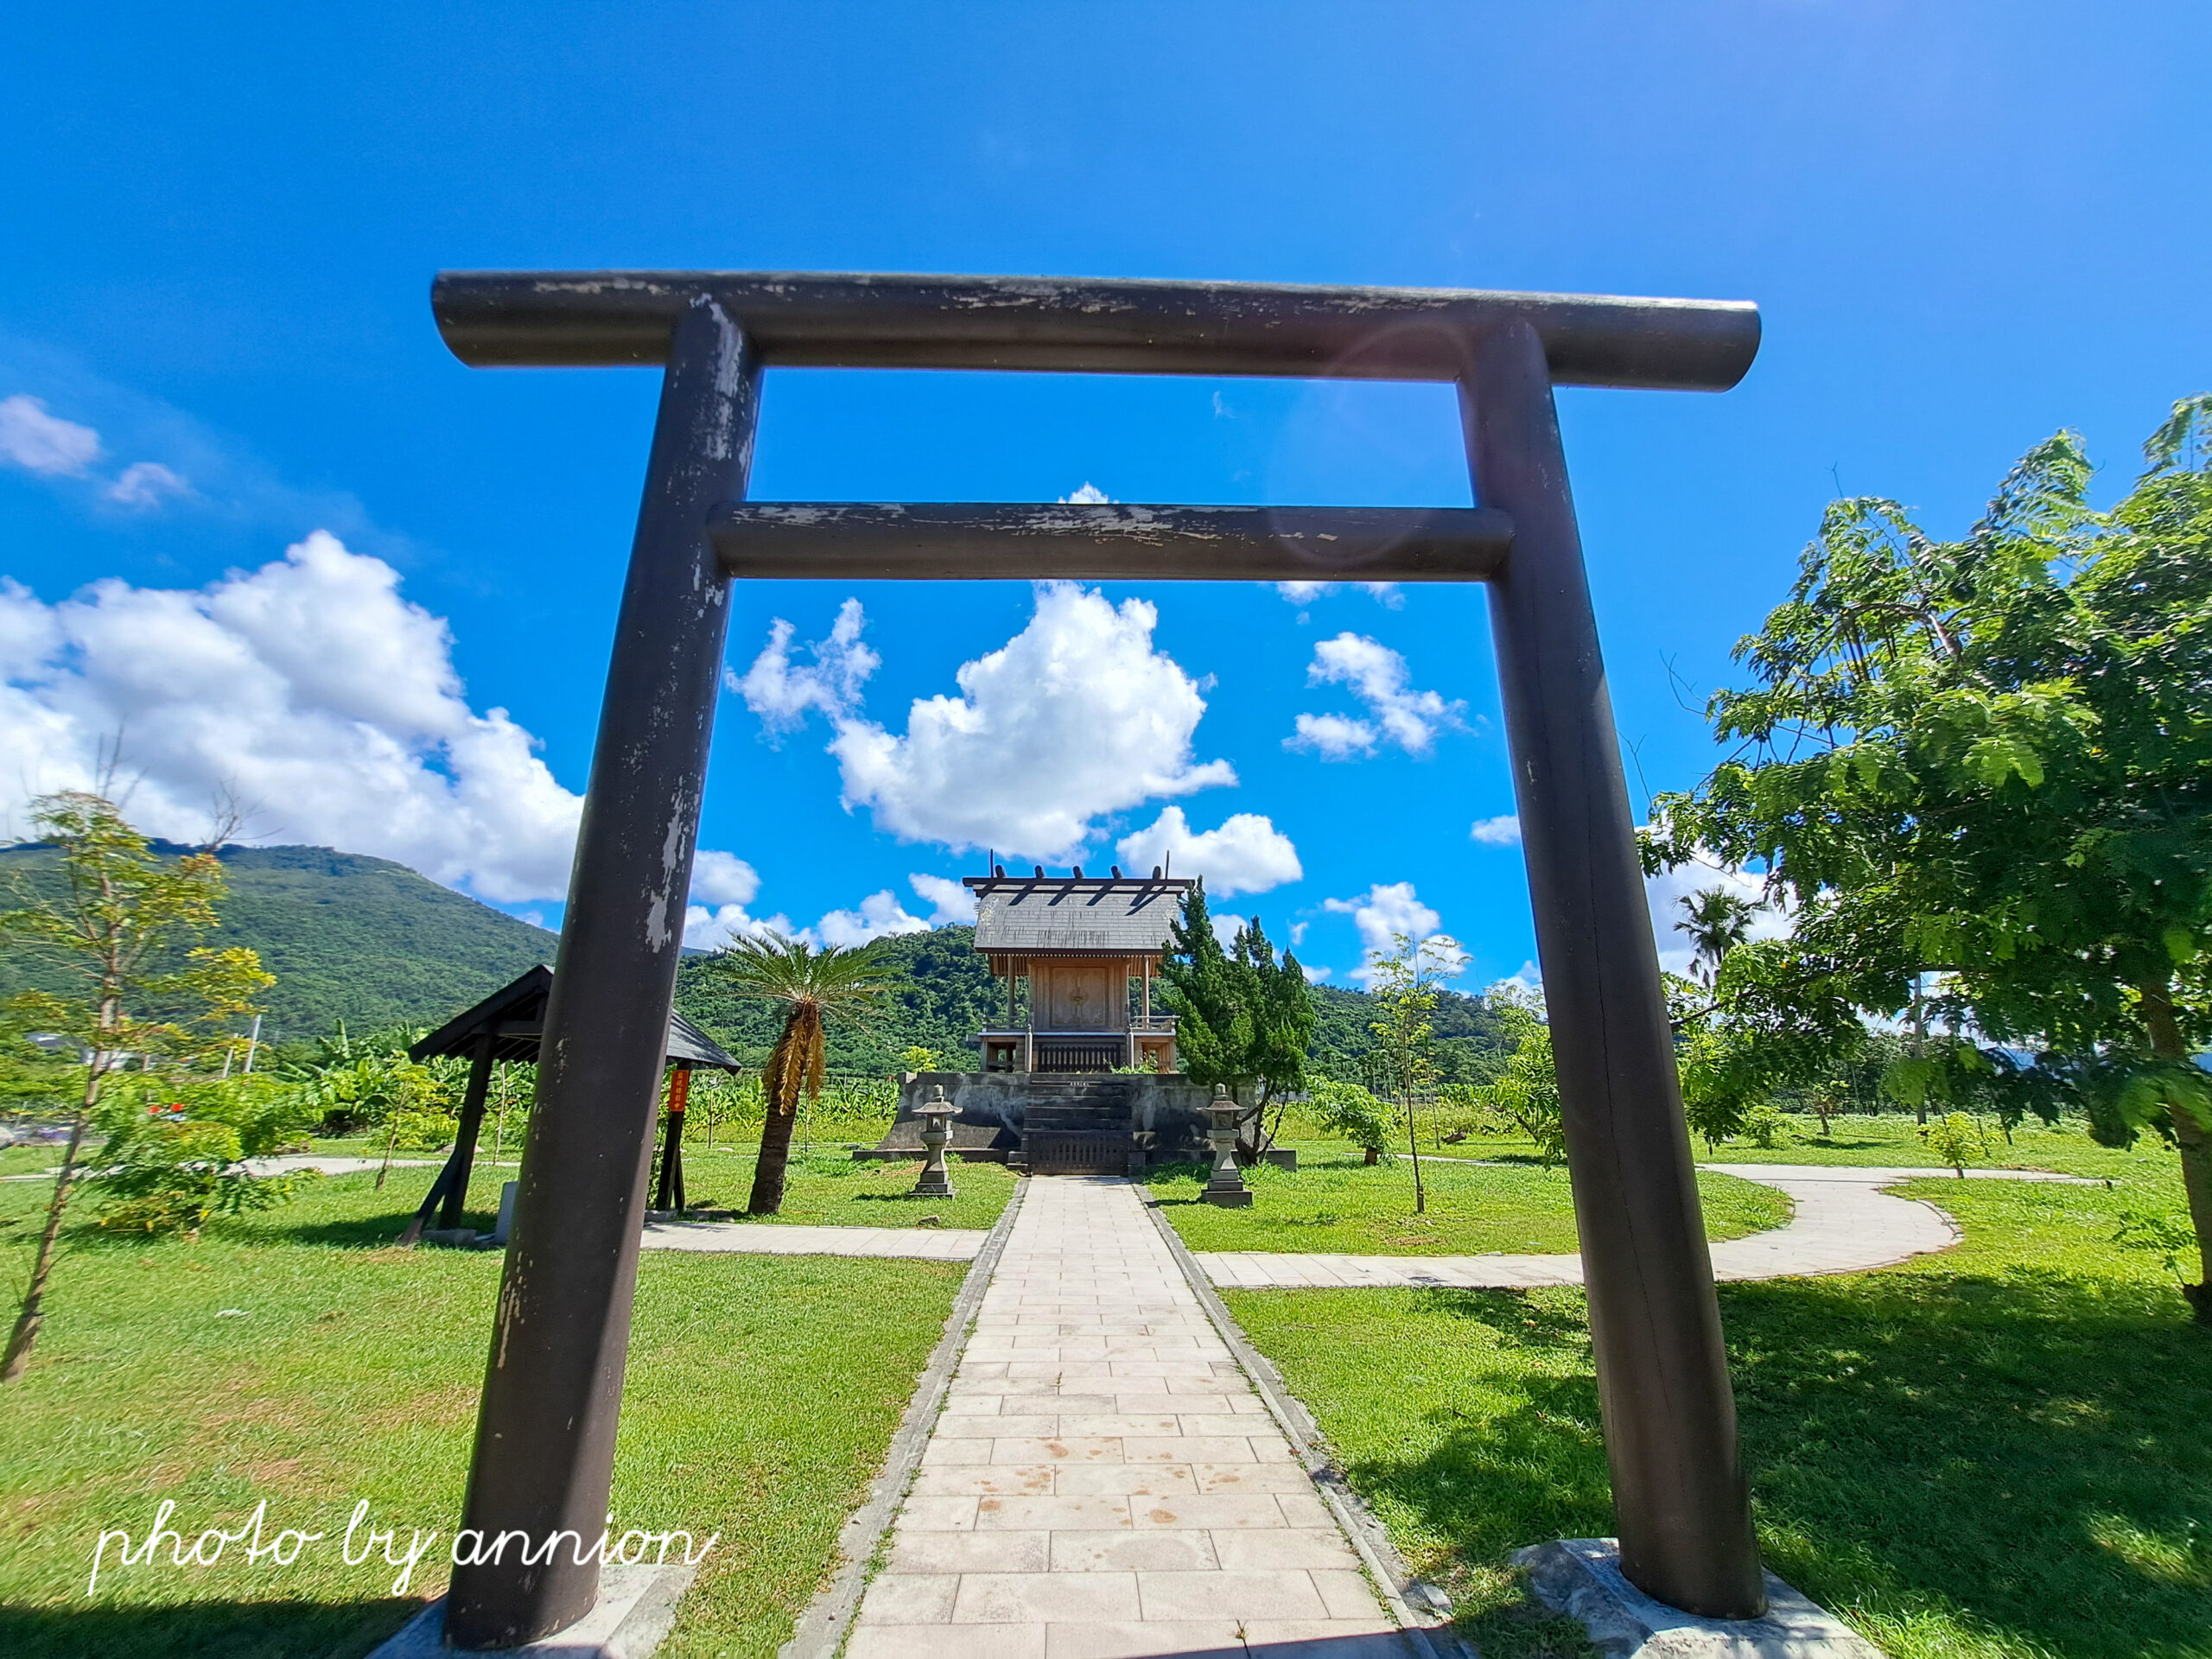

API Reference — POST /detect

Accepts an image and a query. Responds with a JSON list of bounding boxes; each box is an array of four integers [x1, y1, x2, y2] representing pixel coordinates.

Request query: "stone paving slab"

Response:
[[639, 1217, 988, 1261], [849, 1177, 1423, 1659], [1193, 1163, 2090, 1292]]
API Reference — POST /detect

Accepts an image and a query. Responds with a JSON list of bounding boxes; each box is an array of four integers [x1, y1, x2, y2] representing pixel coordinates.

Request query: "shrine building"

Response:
[[966, 863, 1187, 1074]]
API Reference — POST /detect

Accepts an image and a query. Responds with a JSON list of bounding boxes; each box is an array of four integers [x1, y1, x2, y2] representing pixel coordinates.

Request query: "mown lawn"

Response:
[[674, 1146, 1018, 1232], [1147, 1151, 1789, 1255], [1224, 1157, 2209, 1659], [0, 1165, 964, 1659]]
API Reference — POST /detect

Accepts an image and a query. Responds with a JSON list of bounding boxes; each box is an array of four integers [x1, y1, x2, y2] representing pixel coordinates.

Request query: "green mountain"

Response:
[[0, 842, 559, 1044], [2, 838, 1513, 1081], [675, 926, 1002, 1074]]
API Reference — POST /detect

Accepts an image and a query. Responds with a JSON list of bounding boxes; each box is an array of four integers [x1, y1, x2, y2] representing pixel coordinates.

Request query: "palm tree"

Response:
[[717, 936, 891, 1215], [1676, 887, 1756, 987]]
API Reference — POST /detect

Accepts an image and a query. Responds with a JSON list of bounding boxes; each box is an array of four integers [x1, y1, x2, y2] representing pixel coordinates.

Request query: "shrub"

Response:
[[1743, 1103, 1789, 1148], [91, 1075, 317, 1236], [1306, 1077, 1401, 1164]]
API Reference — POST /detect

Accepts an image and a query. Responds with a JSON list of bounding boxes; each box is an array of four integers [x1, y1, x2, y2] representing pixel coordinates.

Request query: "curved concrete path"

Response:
[[1193, 1163, 2090, 1292]]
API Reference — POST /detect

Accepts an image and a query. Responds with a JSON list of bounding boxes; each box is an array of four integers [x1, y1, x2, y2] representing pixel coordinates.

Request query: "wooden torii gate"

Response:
[[428, 270, 1769, 1647]]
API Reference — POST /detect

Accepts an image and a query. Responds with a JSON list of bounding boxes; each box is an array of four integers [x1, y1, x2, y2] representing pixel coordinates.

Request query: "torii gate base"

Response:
[[430, 270, 1770, 1649]]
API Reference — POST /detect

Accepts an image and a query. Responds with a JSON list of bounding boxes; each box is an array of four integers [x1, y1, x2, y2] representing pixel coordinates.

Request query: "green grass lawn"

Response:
[[0, 1165, 964, 1659], [1147, 1152, 1790, 1256], [1223, 1153, 2208, 1659], [675, 1146, 1017, 1231]]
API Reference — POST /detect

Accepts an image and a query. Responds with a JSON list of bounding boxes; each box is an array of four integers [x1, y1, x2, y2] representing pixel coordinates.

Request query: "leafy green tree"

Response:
[[1921, 1110, 1989, 1179], [1487, 984, 1566, 1165], [1306, 1076, 1399, 1164], [1649, 396, 2212, 1316], [0, 792, 272, 1380], [714, 936, 891, 1215], [1159, 885, 1314, 1157], [90, 1072, 316, 1234], [1366, 932, 1451, 1211]]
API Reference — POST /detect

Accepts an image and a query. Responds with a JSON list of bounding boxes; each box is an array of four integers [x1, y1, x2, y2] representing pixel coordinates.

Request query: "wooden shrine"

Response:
[[966, 864, 1187, 1073]]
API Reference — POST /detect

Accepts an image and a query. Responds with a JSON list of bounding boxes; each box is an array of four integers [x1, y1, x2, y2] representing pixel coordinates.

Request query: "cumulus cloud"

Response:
[[682, 851, 799, 950], [1272, 581, 1402, 607], [1323, 880, 1468, 984], [107, 461, 192, 509], [749, 584, 1235, 861], [1060, 482, 1113, 504], [731, 598, 879, 734], [0, 395, 101, 475], [817, 889, 931, 949], [0, 531, 582, 903], [1288, 633, 1463, 760], [909, 873, 978, 925], [1469, 814, 1522, 846], [1116, 805, 1301, 896], [1487, 960, 1544, 1001], [1287, 711, 1377, 760]]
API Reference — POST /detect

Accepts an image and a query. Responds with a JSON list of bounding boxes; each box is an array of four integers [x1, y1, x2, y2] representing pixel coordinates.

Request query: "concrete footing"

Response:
[[1514, 1539, 1885, 1658], [367, 1561, 700, 1659]]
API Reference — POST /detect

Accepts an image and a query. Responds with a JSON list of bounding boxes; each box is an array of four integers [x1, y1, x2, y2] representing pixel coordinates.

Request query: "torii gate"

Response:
[[428, 270, 1768, 1647]]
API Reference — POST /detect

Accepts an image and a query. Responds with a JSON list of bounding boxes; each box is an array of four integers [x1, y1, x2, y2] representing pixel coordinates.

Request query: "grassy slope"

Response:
[[0, 842, 558, 1044], [1224, 1153, 2208, 1659], [1149, 1153, 1789, 1255], [0, 1166, 962, 1659]]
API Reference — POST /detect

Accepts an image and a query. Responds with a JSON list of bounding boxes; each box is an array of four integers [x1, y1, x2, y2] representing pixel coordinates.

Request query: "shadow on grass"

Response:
[[234, 1209, 498, 1250], [0, 1596, 423, 1659], [1332, 1276, 2209, 1659]]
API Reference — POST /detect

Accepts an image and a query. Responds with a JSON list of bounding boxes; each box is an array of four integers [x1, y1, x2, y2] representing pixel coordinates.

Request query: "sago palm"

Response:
[[717, 935, 890, 1215]]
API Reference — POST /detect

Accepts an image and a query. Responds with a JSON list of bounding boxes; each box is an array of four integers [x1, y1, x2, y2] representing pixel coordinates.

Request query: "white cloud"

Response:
[[1116, 805, 1301, 896], [1210, 911, 1246, 949], [1301, 963, 1332, 982], [1287, 712, 1377, 760], [1486, 961, 1546, 1005], [682, 851, 801, 950], [817, 889, 931, 949], [799, 584, 1234, 860], [1643, 845, 1789, 977], [1469, 814, 1522, 846], [0, 531, 582, 904], [1271, 581, 1402, 607], [909, 872, 978, 925], [0, 395, 101, 476], [730, 598, 878, 734], [1060, 482, 1113, 504], [1290, 633, 1464, 759], [1323, 880, 1469, 985], [107, 461, 192, 509]]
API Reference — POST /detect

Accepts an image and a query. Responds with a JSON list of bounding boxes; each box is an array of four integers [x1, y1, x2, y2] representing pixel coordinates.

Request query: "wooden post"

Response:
[[654, 1067, 689, 1211], [437, 1035, 498, 1230]]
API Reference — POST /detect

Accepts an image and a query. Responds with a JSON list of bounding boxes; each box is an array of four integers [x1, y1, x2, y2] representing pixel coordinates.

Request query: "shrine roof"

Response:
[[966, 872, 1190, 956]]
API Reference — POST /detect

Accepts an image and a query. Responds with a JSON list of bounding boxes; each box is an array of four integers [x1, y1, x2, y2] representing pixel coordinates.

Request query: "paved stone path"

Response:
[[1196, 1163, 2091, 1292], [849, 1177, 1420, 1659], [640, 1217, 989, 1262]]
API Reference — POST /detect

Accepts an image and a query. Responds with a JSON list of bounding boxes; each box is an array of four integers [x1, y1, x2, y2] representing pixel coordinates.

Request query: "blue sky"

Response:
[[2, 2, 2205, 988]]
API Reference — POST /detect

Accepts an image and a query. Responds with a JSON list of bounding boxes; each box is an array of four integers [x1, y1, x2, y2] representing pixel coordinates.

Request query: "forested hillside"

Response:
[[2, 838, 1513, 1080], [0, 842, 559, 1042]]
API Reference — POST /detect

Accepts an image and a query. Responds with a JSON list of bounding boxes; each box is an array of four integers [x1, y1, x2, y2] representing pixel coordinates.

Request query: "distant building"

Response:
[[966, 865, 1187, 1074]]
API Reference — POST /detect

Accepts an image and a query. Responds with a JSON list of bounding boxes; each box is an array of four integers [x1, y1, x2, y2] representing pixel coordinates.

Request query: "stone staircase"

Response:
[[1010, 1077, 1138, 1176]]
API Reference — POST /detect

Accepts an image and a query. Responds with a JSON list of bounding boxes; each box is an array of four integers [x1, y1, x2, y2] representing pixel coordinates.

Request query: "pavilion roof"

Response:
[[966, 872, 1190, 956], [408, 964, 741, 1071]]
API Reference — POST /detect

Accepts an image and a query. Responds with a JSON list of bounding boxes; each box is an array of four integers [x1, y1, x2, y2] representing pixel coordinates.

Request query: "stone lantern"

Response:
[[1200, 1084, 1252, 1208], [912, 1084, 957, 1199]]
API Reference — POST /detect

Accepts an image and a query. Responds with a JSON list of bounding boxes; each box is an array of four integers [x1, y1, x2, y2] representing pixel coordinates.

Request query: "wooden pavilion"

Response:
[[404, 964, 738, 1237], [966, 864, 1187, 1072]]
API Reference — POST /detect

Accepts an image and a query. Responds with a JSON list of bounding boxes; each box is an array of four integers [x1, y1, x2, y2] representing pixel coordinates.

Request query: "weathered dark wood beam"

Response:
[[432, 270, 1759, 391], [710, 503, 1510, 583]]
